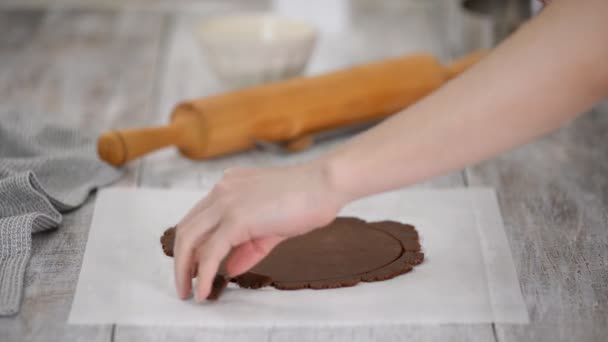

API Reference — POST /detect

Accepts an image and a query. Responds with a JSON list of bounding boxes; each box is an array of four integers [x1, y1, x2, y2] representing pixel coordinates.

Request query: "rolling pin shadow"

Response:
[[98, 50, 486, 167]]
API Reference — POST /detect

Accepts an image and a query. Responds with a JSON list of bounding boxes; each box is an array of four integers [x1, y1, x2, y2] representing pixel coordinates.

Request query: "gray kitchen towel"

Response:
[[0, 109, 122, 315]]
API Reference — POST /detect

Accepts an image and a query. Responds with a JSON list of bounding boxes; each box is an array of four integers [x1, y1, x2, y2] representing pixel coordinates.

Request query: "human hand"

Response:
[[173, 160, 347, 301]]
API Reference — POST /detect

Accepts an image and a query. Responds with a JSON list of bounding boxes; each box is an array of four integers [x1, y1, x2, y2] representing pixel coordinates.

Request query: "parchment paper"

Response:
[[68, 187, 528, 326]]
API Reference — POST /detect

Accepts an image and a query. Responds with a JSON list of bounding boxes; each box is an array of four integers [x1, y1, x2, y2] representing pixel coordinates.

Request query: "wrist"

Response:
[[313, 153, 360, 207]]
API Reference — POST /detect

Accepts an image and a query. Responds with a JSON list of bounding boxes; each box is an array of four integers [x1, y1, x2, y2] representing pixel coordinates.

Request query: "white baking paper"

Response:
[[68, 187, 529, 326]]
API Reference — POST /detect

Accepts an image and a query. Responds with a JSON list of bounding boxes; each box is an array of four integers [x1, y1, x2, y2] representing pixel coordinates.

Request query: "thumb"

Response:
[[224, 235, 285, 277]]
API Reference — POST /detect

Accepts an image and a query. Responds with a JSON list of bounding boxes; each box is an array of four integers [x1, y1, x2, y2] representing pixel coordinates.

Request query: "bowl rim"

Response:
[[198, 12, 317, 43]]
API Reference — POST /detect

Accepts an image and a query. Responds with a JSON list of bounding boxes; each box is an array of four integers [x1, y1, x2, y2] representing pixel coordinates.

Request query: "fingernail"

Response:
[[193, 280, 199, 301], [194, 284, 204, 302]]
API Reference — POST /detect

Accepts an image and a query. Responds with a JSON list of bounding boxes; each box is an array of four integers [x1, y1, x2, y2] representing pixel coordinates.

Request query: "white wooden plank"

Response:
[[466, 107, 608, 342], [449, 1, 608, 339], [0, 0, 272, 12], [0, 8, 167, 342]]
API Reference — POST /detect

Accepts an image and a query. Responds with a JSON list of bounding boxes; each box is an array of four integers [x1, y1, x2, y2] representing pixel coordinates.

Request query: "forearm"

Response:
[[322, 0, 608, 202]]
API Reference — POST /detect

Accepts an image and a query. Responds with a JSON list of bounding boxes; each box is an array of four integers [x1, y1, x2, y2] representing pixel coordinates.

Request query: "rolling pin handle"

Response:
[[97, 124, 183, 167], [445, 50, 488, 80], [284, 135, 314, 152], [97, 131, 128, 167]]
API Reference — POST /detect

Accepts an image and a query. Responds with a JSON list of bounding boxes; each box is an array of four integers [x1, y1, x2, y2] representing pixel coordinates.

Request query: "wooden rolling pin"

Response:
[[98, 51, 485, 166]]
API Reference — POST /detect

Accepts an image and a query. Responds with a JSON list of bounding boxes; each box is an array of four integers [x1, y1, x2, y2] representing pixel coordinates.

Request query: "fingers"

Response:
[[178, 191, 214, 228], [173, 204, 221, 300], [193, 230, 232, 301], [224, 235, 285, 277], [177, 167, 254, 235]]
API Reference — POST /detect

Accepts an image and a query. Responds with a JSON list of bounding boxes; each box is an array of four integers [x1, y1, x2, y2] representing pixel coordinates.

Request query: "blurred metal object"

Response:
[[462, 0, 532, 44], [464, 0, 532, 42], [451, 0, 533, 55]]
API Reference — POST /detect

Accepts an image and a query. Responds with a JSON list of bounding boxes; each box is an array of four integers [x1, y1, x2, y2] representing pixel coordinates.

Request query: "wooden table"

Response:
[[0, 1, 606, 341]]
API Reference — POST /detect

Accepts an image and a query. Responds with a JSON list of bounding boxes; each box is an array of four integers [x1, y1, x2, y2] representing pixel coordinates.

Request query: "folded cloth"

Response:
[[0, 109, 122, 315]]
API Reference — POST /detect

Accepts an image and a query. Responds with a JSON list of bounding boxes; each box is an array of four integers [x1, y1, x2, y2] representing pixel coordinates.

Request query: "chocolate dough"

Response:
[[160, 227, 176, 257], [160, 217, 423, 295], [207, 275, 228, 300]]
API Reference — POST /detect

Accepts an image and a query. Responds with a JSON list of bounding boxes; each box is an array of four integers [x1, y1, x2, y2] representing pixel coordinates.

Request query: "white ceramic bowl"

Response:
[[197, 14, 317, 87]]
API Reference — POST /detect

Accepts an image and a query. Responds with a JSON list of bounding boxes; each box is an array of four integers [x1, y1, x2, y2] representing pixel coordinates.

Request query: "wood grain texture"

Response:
[[466, 106, 608, 342], [0, 200, 113, 342], [123, 2, 494, 342], [0, 8, 167, 342], [114, 325, 496, 342], [0, 0, 272, 11], [137, 0, 462, 191], [98, 52, 482, 165], [4, 1, 607, 342]]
